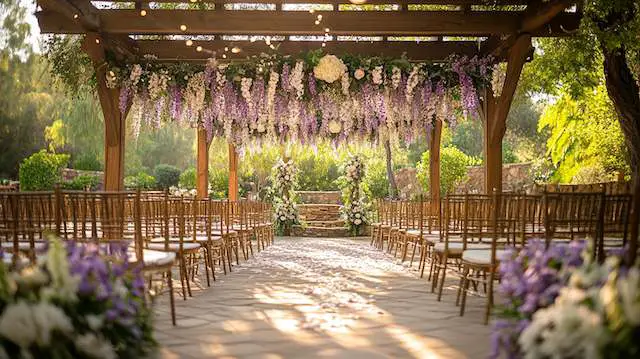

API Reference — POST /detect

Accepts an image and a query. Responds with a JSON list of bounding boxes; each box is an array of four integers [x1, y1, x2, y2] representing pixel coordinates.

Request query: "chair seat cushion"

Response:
[[462, 249, 507, 265], [1, 242, 47, 251], [129, 249, 176, 267], [147, 242, 201, 251], [433, 242, 491, 254]]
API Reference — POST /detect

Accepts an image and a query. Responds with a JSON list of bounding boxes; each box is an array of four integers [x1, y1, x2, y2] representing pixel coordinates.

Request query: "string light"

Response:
[[224, 46, 229, 52], [95, 38, 100, 44], [321, 42, 326, 47], [139, 9, 147, 16], [231, 47, 241, 53], [180, 24, 187, 31], [315, 20, 320, 25], [317, 14, 323, 20], [325, 28, 330, 32], [309, 9, 315, 14], [73, 14, 79, 19], [269, 44, 275, 50], [196, 46, 203, 52], [186, 40, 193, 46], [349, 0, 367, 4], [222, 54, 227, 59]]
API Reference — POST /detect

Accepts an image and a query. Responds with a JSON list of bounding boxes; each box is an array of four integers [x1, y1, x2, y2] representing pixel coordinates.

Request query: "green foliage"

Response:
[[178, 168, 197, 189], [538, 84, 629, 183], [153, 164, 181, 189], [62, 174, 100, 191], [363, 157, 389, 199], [18, 150, 69, 190], [72, 153, 102, 171], [208, 168, 229, 199], [124, 172, 156, 190], [416, 147, 474, 195], [43, 35, 95, 95]]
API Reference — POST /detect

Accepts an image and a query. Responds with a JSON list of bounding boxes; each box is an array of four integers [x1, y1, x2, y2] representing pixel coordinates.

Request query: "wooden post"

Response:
[[82, 33, 130, 191], [196, 127, 210, 199], [228, 143, 239, 201], [429, 119, 442, 215], [481, 34, 532, 194]]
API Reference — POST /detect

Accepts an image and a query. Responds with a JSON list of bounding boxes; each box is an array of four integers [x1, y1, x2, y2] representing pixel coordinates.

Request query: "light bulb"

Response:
[[95, 38, 100, 44], [196, 46, 203, 52], [325, 28, 330, 32], [186, 40, 193, 46], [231, 47, 241, 53], [349, 0, 367, 4], [180, 24, 187, 31], [222, 54, 227, 59], [317, 14, 322, 20], [315, 20, 320, 25], [309, 9, 315, 14], [73, 14, 79, 19], [322, 42, 326, 47], [224, 46, 228, 52], [140, 9, 147, 16]]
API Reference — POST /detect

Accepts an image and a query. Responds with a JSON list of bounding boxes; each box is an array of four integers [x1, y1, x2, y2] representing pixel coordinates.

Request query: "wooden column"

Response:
[[482, 34, 532, 194], [228, 143, 239, 201], [196, 127, 210, 199], [82, 33, 130, 191], [429, 119, 442, 214]]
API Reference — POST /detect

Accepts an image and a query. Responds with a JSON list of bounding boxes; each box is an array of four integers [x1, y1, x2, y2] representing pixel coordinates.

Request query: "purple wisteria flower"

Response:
[[490, 239, 586, 359]]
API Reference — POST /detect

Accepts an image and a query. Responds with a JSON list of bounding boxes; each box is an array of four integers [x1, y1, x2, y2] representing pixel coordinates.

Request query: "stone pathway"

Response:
[[155, 238, 492, 359]]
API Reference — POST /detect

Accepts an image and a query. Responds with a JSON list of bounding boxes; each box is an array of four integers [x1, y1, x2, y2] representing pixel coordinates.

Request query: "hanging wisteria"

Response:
[[109, 51, 494, 146]]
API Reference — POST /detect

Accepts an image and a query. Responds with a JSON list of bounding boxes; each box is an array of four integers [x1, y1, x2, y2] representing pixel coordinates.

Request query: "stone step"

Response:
[[304, 220, 346, 228], [297, 191, 342, 205], [298, 204, 342, 221], [291, 225, 351, 238]]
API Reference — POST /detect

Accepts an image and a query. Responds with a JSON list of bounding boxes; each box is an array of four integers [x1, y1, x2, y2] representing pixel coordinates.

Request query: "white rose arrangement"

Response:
[[339, 155, 370, 235], [270, 158, 300, 234]]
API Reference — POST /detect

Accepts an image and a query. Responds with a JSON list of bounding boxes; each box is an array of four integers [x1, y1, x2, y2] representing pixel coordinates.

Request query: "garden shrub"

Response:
[[363, 157, 389, 199], [72, 153, 102, 171], [19, 150, 70, 190], [124, 172, 157, 190], [62, 174, 101, 191], [416, 146, 475, 195], [153, 164, 181, 189], [208, 167, 229, 199], [179, 167, 197, 189]]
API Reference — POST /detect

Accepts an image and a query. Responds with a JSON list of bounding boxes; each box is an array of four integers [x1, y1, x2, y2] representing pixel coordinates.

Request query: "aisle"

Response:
[[155, 238, 492, 359]]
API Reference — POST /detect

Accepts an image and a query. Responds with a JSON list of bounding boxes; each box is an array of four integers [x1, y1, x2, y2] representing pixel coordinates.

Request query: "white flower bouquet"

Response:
[[338, 155, 370, 235], [0, 238, 155, 359], [270, 158, 300, 235]]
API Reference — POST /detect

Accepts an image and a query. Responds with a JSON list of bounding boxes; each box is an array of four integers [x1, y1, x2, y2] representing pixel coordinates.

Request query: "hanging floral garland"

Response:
[[108, 50, 494, 146], [269, 158, 300, 235], [338, 155, 370, 236]]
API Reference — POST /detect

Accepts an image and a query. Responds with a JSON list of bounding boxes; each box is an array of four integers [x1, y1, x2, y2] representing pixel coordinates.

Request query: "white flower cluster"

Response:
[[391, 66, 402, 90], [185, 72, 206, 120], [169, 186, 199, 197], [313, 55, 347, 84], [406, 65, 421, 102], [148, 70, 169, 100], [519, 256, 640, 359], [274, 196, 297, 222], [372, 66, 383, 85], [341, 72, 350, 96], [491, 63, 506, 98], [344, 200, 367, 227], [241, 77, 253, 110], [129, 64, 142, 88], [343, 156, 364, 184], [290, 61, 305, 99]]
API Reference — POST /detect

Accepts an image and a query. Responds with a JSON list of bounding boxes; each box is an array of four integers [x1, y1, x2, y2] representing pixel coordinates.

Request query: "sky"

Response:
[[21, 0, 42, 51]]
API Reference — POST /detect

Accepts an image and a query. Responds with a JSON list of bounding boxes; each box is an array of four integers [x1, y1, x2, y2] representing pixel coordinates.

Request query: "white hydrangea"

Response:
[[129, 64, 143, 88], [391, 66, 402, 90], [0, 300, 74, 349], [313, 55, 347, 84], [41, 238, 80, 302], [75, 333, 117, 359], [148, 70, 170, 100]]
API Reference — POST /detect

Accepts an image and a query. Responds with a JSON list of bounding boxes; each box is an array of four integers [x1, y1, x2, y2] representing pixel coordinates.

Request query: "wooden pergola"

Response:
[[35, 0, 580, 203]]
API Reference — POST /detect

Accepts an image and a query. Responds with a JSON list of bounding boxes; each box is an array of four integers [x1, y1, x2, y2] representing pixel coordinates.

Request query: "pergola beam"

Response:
[[36, 10, 580, 37], [136, 40, 480, 62]]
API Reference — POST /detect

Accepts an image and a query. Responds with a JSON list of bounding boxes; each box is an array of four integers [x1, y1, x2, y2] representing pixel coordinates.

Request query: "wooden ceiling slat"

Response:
[[136, 39, 479, 61], [36, 9, 580, 36], [100, 0, 529, 4]]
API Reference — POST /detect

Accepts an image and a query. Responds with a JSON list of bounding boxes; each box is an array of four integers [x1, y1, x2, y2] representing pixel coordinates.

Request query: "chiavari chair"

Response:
[[601, 193, 632, 256], [455, 192, 523, 324], [0, 191, 56, 265], [432, 194, 492, 301], [146, 192, 202, 300], [386, 201, 403, 255]]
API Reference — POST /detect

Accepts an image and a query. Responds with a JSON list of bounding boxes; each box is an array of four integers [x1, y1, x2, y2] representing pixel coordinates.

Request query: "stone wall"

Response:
[[394, 168, 422, 199], [297, 191, 342, 204], [392, 163, 535, 196], [460, 163, 533, 193]]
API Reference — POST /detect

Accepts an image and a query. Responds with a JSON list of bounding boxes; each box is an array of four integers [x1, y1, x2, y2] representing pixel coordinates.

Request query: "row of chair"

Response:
[[0, 190, 274, 326], [371, 190, 633, 324]]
